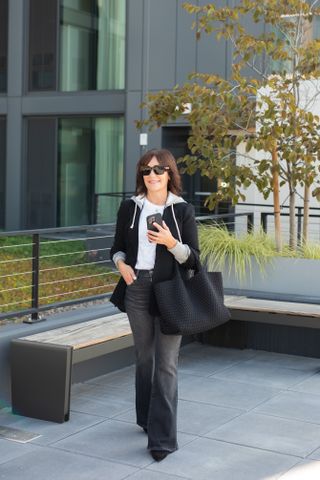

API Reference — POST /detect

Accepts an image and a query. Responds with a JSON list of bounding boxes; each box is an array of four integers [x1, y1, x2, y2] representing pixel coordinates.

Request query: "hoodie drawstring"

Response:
[[130, 203, 138, 229], [171, 204, 182, 243]]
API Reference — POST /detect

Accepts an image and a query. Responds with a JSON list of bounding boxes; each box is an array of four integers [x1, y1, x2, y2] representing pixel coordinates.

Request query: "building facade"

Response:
[[0, 0, 241, 231]]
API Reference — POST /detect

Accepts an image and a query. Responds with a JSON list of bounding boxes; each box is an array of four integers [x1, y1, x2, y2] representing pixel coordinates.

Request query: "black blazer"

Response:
[[109, 198, 200, 313]]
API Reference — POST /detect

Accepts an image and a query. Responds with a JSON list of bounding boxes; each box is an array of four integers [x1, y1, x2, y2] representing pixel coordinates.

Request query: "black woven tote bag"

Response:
[[154, 261, 231, 335]]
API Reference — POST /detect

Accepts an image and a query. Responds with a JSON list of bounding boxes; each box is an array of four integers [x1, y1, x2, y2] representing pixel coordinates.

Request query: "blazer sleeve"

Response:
[[180, 203, 200, 270], [109, 200, 129, 265]]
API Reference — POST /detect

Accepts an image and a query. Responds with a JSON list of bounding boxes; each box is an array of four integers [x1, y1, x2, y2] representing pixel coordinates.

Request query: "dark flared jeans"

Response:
[[124, 270, 182, 452]]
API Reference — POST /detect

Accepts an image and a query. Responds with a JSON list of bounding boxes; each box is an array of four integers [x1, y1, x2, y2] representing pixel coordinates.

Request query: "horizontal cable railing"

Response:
[[4, 196, 319, 324], [0, 223, 119, 323], [235, 202, 320, 245], [0, 210, 255, 324]]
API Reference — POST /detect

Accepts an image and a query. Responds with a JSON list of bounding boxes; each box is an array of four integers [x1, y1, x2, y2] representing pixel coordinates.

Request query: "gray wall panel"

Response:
[[147, 128, 162, 150], [7, 0, 24, 96], [5, 0, 24, 229], [236, 12, 265, 80], [0, 98, 7, 114], [126, 0, 143, 91], [197, 0, 227, 77], [22, 93, 126, 116], [176, 0, 197, 84], [148, 0, 177, 90], [124, 91, 142, 193], [5, 99, 22, 229]]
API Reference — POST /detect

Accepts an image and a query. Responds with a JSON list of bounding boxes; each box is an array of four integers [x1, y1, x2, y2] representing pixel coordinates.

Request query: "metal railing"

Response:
[[0, 210, 254, 324], [235, 202, 320, 246], [93, 191, 234, 224], [0, 223, 118, 323]]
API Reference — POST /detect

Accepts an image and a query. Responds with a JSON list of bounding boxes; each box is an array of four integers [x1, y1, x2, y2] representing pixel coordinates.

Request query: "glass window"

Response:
[[0, 0, 8, 93], [94, 117, 124, 222], [0, 117, 6, 229], [58, 118, 93, 226], [57, 116, 124, 226], [28, 0, 126, 92], [58, 116, 124, 226], [29, 0, 58, 91], [26, 116, 124, 228], [59, 0, 126, 91]]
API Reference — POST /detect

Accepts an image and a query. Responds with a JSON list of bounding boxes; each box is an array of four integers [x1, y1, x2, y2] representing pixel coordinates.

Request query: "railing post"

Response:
[[261, 212, 267, 233], [297, 207, 302, 246], [24, 233, 45, 324], [247, 213, 254, 233]]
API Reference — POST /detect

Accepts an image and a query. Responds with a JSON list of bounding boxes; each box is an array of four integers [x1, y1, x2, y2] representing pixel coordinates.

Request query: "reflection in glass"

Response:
[[58, 118, 93, 226], [58, 116, 124, 226], [94, 117, 124, 222], [0, 0, 8, 92], [59, 0, 126, 91], [28, 0, 58, 91]]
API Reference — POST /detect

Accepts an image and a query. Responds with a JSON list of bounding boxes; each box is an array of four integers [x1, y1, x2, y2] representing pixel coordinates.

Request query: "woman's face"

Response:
[[143, 156, 170, 195]]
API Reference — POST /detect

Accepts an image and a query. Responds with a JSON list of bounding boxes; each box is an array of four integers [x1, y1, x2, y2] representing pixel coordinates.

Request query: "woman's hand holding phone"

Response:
[[147, 217, 177, 249]]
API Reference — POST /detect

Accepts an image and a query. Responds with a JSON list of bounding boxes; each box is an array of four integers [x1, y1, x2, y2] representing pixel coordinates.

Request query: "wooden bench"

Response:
[[11, 313, 133, 423], [225, 295, 320, 328]]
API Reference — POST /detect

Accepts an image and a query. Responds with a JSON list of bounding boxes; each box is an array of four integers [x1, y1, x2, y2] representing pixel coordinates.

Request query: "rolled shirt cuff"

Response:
[[168, 242, 190, 264], [112, 251, 126, 268]]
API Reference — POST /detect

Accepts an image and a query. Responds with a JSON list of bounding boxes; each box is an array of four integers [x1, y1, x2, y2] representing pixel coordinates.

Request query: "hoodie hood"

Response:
[[129, 193, 186, 230], [130, 192, 186, 209]]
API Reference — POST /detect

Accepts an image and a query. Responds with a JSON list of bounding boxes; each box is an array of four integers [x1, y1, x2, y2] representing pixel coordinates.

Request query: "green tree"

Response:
[[137, 0, 320, 251]]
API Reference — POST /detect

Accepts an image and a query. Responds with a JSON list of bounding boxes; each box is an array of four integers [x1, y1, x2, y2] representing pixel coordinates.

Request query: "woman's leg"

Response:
[[147, 319, 182, 452], [124, 275, 155, 430]]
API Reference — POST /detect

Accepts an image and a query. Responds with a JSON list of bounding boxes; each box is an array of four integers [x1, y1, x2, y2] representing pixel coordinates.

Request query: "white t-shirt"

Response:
[[135, 198, 165, 270]]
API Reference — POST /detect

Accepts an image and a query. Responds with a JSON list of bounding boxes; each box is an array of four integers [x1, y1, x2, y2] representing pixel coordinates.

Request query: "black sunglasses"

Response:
[[140, 165, 170, 176]]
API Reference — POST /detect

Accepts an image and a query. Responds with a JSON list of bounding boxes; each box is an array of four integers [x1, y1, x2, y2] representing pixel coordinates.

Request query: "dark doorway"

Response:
[[162, 126, 232, 217]]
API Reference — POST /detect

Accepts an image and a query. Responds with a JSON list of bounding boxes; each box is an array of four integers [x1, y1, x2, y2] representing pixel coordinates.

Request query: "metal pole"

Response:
[[247, 213, 254, 233], [24, 234, 45, 323], [261, 212, 267, 233], [297, 207, 302, 246]]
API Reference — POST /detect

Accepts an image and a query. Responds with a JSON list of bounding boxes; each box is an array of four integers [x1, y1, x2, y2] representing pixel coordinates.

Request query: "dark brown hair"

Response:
[[135, 149, 182, 196]]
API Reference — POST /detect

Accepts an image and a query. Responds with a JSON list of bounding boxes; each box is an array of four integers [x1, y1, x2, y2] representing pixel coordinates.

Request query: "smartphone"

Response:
[[146, 213, 163, 232]]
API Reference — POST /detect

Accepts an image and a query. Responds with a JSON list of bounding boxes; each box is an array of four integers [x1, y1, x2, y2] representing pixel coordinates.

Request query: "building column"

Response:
[[5, 0, 24, 230]]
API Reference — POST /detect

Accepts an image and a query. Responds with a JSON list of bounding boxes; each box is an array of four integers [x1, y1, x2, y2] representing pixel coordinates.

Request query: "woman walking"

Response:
[[110, 149, 199, 461]]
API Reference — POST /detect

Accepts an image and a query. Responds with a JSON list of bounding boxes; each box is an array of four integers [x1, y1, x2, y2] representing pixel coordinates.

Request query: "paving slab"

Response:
[[127, 470, 188, 480], [307, 445, 320, 461], [211, 359, 316, 389], [178, 352, 247, 377], [147, 437, 299, 480], [207, 412, 320, 457], [253, 390, 320, 425], [252, 351, 320, 372], [178, 373, 280, 410], [85, 365, 135, 388], [0, 409, 105, 446], [115, 399, 244, 436], [278, 460, 320, 479], [52, 418, 196, 468], [0, 445, 137, 480], [181, 344, 257, 362], [289, 372, 320, 396], [70, 384, 134, 418], [0, 438, 40, 466]]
